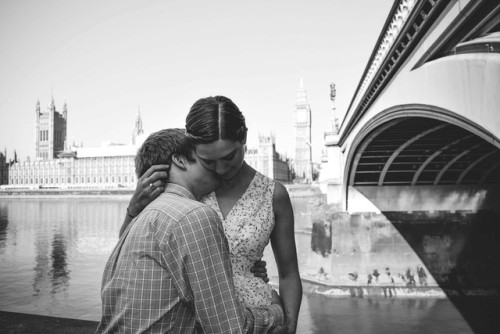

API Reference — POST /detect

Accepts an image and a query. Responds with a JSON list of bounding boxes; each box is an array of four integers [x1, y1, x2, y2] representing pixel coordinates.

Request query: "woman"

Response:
[[123, 96, 302, 333]]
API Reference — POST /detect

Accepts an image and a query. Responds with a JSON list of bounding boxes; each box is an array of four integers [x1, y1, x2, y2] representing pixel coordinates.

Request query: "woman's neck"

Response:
[[219, 162, 254, 189]]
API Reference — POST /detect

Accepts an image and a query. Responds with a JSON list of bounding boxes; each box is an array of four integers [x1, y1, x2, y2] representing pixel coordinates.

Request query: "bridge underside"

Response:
[[350, 117, 500, 188]]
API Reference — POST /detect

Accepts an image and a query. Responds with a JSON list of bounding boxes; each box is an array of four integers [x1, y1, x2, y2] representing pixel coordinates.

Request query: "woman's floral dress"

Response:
[[201, 171, 275, 309]]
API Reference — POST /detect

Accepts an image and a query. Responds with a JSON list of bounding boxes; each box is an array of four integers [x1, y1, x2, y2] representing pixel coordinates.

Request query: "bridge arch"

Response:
[[343, 104, 500, 212]]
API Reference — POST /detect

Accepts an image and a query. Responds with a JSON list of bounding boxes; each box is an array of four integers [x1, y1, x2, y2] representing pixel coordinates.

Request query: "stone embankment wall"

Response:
[[284, 189, 500, 297]]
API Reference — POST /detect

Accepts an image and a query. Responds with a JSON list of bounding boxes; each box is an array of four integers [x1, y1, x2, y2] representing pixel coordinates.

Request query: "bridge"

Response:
[[321, 0, 500, 213], [318, 1, 500, 330]]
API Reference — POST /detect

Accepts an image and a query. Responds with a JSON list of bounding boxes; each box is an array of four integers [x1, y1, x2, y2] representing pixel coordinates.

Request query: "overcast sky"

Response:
[[0, 0, 393, 162]]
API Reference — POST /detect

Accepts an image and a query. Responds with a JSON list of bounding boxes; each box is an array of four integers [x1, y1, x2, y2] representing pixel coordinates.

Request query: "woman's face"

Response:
[[194, 139, 245, 181]]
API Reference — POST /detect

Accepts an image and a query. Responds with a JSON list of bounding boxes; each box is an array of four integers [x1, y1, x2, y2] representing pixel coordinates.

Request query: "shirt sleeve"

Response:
[[156, 205, 283, 333], [244, 304, 285, 333]]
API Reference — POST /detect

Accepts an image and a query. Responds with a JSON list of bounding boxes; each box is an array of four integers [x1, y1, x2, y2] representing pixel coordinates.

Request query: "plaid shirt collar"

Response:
[[164, 183, 196, 201]]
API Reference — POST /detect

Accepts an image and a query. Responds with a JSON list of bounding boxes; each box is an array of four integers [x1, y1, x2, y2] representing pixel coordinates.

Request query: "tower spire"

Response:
[[63, 101, 68, 119], [296, 77, 308, 104], [49, 94, 55, 112], [132, 106, 144, 145], [135, 106, 143, 134]]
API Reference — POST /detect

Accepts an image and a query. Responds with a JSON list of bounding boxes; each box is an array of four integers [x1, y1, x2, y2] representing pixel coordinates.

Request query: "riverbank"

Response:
[[285, 184, 324, 198], [300, 278, 500, 300], [0, 188, 134, 198], [0, 184, 322, 198], [0, 311, 98, 334]]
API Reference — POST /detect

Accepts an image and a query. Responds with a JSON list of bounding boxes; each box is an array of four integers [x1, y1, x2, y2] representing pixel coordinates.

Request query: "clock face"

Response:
[[296, 110, 308, 123]]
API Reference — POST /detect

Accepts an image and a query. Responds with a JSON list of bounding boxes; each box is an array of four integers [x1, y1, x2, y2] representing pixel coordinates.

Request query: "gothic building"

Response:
[[36, 97, 67, 160], [2, 98, 290, 189], [246, 134, 291, 183], [4, 98, 138, 189], [0, 150, 8, 185], [293, 78, 313, 183]]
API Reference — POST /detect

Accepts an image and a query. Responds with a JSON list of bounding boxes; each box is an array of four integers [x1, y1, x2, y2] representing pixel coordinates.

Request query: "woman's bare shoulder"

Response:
[[273, 181, 292, 208]]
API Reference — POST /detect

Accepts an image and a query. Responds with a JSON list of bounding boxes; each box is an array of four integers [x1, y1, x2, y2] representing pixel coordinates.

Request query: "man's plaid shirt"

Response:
[[97, 183, 283, 333]]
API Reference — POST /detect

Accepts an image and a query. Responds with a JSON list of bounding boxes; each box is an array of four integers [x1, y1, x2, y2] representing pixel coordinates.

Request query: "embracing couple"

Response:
[[97, 96, 302, 333]]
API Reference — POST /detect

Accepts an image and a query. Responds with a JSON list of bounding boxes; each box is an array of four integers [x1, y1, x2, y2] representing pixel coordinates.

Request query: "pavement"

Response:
[[0, 311, 98, 334]]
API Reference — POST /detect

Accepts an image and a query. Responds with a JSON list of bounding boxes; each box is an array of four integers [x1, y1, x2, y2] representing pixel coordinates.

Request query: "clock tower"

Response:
[[293, 78, 313, 182]]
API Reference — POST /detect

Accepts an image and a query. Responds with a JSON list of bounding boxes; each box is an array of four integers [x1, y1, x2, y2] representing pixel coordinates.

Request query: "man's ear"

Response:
[[171, 154, 187, 170]]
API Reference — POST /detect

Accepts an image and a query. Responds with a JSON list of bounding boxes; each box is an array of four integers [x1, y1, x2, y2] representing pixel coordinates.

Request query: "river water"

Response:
[[0, 196, 490, 333]]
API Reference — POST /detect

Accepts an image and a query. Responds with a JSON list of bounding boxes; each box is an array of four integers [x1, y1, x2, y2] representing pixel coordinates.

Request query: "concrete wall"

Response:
[[352, 185, 500, 212], [265, 193, 500, 295]]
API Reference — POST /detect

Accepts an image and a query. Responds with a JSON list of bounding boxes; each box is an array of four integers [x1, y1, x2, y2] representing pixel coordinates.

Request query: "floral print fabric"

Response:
[[201, 171, 276, 309]]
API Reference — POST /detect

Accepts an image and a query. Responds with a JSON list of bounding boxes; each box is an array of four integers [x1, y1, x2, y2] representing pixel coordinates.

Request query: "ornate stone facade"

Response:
[[293, 78, 313, 182], [7, 150, 137, 189], [36, 98, 67, 160], [246, 134, 291, 183], [2, 99, 290, 189]]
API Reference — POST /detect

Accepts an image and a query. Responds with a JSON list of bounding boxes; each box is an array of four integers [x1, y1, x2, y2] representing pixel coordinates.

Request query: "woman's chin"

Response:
[[221, 172, 237, 181]]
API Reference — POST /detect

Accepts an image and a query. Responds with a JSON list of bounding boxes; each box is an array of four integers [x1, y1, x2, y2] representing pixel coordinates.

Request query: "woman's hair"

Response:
[[185, 95, 247, 144]]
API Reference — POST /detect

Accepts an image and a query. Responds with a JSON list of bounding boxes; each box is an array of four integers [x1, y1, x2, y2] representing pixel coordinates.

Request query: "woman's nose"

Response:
[[215, 161, 230, 176]]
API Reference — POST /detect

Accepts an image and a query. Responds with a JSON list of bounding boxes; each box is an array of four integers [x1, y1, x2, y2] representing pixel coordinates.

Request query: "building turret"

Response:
[[132, 107, 144, 145], [36, 96, 68, 160], [49, 96, 56, 112], [35, 100, 41, 158], [63, 102, 68, 119]]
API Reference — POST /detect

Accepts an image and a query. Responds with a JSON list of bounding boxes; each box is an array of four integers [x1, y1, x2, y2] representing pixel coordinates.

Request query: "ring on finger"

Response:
[[149, 183, 154, 188]]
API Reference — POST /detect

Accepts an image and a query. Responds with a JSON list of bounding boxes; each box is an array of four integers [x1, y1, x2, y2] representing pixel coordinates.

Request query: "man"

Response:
[[97, 129, 284, 333]]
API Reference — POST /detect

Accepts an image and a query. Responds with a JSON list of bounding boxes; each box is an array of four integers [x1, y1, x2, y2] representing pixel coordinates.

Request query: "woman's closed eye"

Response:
[[223, 152, 236, 161], [200, 157, 215, 165]]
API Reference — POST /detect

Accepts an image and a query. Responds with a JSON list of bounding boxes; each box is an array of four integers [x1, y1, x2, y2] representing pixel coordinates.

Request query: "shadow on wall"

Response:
[[311, 220, 332, 257], [382, 187, 500, 333], [303, 185, 500, 332]]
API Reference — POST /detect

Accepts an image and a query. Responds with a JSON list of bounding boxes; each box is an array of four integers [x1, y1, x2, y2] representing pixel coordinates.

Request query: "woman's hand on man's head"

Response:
[[128, 164, 169, 217]]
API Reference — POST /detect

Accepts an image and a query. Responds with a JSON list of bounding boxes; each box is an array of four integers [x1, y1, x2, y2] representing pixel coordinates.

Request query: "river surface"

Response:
[[0, 196, 491, 333]]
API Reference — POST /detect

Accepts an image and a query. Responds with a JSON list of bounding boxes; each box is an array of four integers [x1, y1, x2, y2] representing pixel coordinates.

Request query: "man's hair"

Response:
[[135, 128, 194, 178]]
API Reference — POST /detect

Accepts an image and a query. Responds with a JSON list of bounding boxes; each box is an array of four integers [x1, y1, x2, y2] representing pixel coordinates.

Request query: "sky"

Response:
[[0, 0, 393, 162]]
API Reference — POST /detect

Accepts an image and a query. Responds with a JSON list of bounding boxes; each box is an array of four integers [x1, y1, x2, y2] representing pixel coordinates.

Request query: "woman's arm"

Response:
[[119, 164, 169, 237], [270, 182, 302, 333]]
